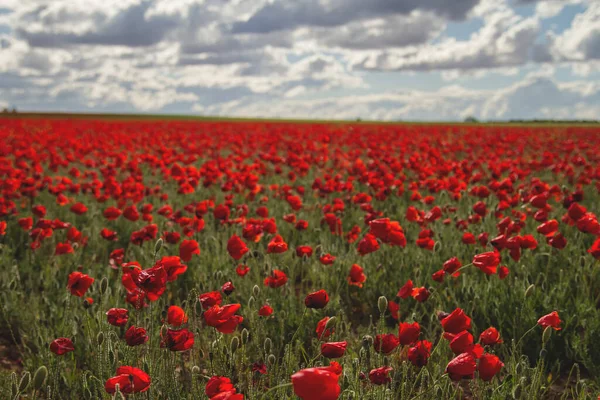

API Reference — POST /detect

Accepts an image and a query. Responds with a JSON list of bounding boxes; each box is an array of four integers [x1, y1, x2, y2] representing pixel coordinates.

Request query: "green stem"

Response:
[[260, 382, 293, 399]]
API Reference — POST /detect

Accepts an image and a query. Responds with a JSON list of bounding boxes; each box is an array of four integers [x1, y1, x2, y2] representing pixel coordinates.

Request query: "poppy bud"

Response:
[[253, 285, 260, 296], [154, 238, 163, 255], [525, 284, 535, 298], [100, 277, 108, 295], [264, 338, 272, 353], [241, 328, 249, 345], [160, 324, 169, 338], [84, 387, 93, 400], [230, 336, 240, 353], [191, 366, 200, 374], [11, 374, 17, 398], [378, 296, 388, 314], [248, 296, 255, 309], [362, 335, 373, 349], [19, 371, 31, 392], [542, 326, 552, 344], [325, 317, 336, 329], [267, 354, 276, 366], [32, 366, 48, 390], [199, 349, 205, 359]]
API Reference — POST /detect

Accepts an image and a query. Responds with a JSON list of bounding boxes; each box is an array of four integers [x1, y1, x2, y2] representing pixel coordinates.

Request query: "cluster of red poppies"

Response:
[[2, 117, 599, 399]]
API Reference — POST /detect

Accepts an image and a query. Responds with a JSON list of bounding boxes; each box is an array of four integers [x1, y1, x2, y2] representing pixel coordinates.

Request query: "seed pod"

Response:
[[378, 296, 388, 314], [32, 366, 48, 390], [524, 284, 535, 298], [362, 335, 373, 348], [100, 277, 108, 295], [542, 326, 552, 344], [230, 337, 240, 354], [19, 371, 31, 392], [191, 366, 200, 375], [264, 338, 272, 353]]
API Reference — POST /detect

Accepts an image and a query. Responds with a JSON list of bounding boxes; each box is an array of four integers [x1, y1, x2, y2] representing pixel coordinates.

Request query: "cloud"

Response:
[[550, 3, 600, 61]]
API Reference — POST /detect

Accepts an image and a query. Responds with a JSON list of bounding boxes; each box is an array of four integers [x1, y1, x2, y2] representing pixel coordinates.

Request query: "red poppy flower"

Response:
[[319, 253, 336, 265], [70, 202, 88, 215], [321, 341, 347, 358], [347, 264, 366, 287], [155, 256, 187, 282], [264, 269, 288, 288], [106, 308, 129, 327], [472, 251, 500, 275], [199, 291, 222, 310], [478, 353, 504, 381], [449, 331, 483, 357], [164, 231, 181, 244], [252, 362, 267, 375], [100, 228, 118, 241], [179, 239, 200, 262], [369, 366, 393, 385], [227, 235, 249, 260], [50, 337, 74, 355], [296, 245, 313, 258], [103, 206, 122, 220], [397, 280, 413, 299], [305, 289, 330, 309], [124, 326, 149, 346], [18, 217, 33, 231], [291, 366, 341, 400], [388, 301, 400, 321], [221, 281, 235, 296], [408, 340, 432, 367], [55, 242, 74, 255], [589, 238, 600, 259], [498, 266, 510, 279], [411, 287, 430, 302], [446, 352, 477, 381], [357, 233, 380, 255], [105, 366, 151, 394], [316, 317, 334, 340], [537, 219, 559, 236], [124, 264, 167, 301], [398, 322, 420, 346], [373, 333, 400, 354], [537, 311, 562, 331], [441, 308, 472, 334], [0, 221, 6, 236], [204, 304, 244, 334], [479, 327, 503, 345], [266, 235, 288, 254], [67, 271, 94, 297], [236, 264, 250, 276], [167, 305, 188, 327], [547, 232, 567, 249], [161, 328, 195, 351], [123, 205, 139, 222], [258, 305, 273, 317], [443, 257, 462, 276], [205, 376, 236, 398]]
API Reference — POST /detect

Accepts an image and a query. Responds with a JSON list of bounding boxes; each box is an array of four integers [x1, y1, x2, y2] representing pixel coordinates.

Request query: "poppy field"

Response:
[[0, 117, 599, 399]]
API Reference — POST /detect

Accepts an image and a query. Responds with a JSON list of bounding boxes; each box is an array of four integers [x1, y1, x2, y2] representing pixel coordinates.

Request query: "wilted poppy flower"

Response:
[[50, 337, 74, 355], [398, 322, 420, 346], [537, 311, 562, 331], [347, 264, 366, 287], [446, 352, 477, 381], [161, 328, 195, 351], [258, 304, 273, 317], [472, 251, 500, 275], [264, 269, 288, 288], [106, 308, 129, 327], [321, 341, 347, 358], [369, 366, 393, 385], [179, 239, 200, 262], [204, 304, 244, 334], [67, 271, 94, 297], [373, 333, 400, 354], [408, 340, 432, 367], [441, 308, 472, 334], [319, 253, 336, 265], [199, 291, 222, 310], [291, 365, 341, 400], [479, 327, 503, 345], [227, 235, 249, 260], [124, 326, 149, 347], [397, 280, 413, 299], [305, 289, 330, 309], [266, 235, 288, 254], [105, 366, 151, 394], [357, 233, 380, 255], [167, 305, 188, 327], [478, 353, 504, 381]]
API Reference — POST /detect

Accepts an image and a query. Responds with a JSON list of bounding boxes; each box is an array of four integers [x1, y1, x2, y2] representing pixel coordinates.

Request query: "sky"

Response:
[[0, 0, 599, 121]]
